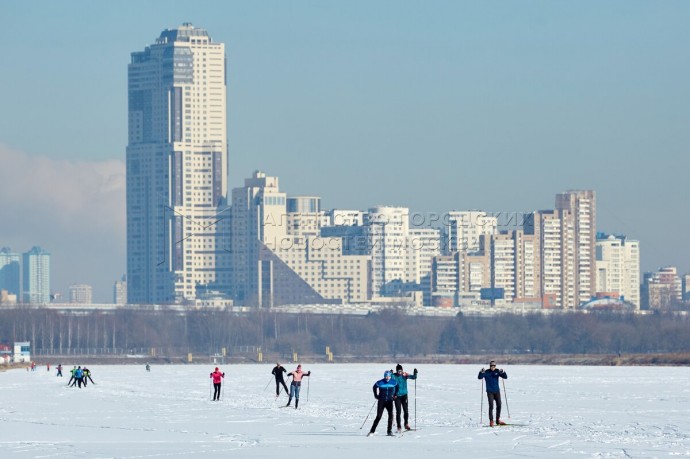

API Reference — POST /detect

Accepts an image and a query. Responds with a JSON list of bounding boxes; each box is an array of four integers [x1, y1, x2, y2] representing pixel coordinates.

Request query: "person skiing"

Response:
[[146, 363, 150, 372], [210, 367, 225, 401], [47, 363, 50, 372], [83, 367, 95, 386], [272, 362, 289, 397], [478, 360, 508, 426], [56, 364, 63, 377], [286, 364, 311, 409], [67, 366, 77, 386], [392, 364, 418, 432], [368, 370, 399, 437], [72, 366, 84, 388]]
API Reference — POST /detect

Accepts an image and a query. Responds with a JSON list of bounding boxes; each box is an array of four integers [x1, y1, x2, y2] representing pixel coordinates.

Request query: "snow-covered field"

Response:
[[1, 363, 689, 458]]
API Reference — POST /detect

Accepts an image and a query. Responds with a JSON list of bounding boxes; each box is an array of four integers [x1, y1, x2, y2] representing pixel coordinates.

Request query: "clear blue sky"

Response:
[[1, 1, 689, 301]]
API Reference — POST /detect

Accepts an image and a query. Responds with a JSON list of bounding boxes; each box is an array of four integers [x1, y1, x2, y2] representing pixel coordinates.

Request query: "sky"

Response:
[[1, 1, 689, 301], [1, 364, 689, 457]]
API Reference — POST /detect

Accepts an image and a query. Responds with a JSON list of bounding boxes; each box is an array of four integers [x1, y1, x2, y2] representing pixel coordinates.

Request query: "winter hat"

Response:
[[396, 364, 403, 371], [384, 370, 392, 378], [215, 367, 219, 371], [297, 364, 302, 369]]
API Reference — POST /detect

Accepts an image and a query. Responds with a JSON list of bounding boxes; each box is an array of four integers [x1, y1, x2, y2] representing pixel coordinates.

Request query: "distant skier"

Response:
[[47, 363, 50, 372], [67, 366, 77, 386], [478, 360, 508, 426], [272, 362, 289, 397], [392, 364, 417, 432], [56, 364, 63, 377], [210, 367, 225, 401], [146, 363, 150, 372], [368, 370, 399, 437], [72, 366, 84, 388], [83, 367, 95, 386], [286, 364, 311, 409]]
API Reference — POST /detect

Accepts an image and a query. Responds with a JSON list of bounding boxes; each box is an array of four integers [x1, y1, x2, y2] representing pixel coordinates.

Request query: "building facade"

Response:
[[366, 206, 411, 296], [0, 247, 21, 297], [127, 23, 229, 304], [69, 284, 93, 304], [113, 275, 127, 305], [445, 211, 497, 254], [22, 246, 50, 304], [595, 233, 640, 309]]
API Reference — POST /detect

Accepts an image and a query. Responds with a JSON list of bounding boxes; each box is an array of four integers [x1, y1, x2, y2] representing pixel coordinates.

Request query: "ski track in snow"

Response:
[[0, 364, 689, 458]]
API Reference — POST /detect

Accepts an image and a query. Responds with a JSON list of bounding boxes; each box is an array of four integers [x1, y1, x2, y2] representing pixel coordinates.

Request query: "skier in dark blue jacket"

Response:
[[478, 360, 507, 426], [368, 370, 399, 437]]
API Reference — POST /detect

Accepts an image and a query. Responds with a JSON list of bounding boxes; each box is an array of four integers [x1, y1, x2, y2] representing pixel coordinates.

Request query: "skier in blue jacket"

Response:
[[368, 370, 399, 437], [392, 364, 417, 432], [478, 360, 507, 426]]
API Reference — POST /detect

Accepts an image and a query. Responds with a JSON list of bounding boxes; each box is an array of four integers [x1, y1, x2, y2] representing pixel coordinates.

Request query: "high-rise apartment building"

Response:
[[230, 171, 287, 305], [69, 284, 93, 304], [114, 275, 127, 305], [22, 246, 50, 304], [556, 190, 596, 306], [367, 206, 410, 296], [127, 24, 229, 304], [0, 247, 21, 297], [230, 171, 369, 306], [524, 190, 596, 309], [643, 266, 682, 309], [595, 233, 640, 309], [445, 211, 497, 254]]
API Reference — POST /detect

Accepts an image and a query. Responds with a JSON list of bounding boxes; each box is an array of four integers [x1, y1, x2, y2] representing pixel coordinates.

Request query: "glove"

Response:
[[413, 368, 418, 375], [480, 368, 485, 373], [308, 371, 311, 376], [222, 373, 225, 377]]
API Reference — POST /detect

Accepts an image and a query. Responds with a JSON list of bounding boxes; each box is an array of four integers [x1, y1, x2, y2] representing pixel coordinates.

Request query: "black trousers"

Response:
[[486, 391, 502, 421], [213, 383, 222, 400], [370, 399, 394, 434], [275, 379, 289, 396], [394, 394, 409, 428]]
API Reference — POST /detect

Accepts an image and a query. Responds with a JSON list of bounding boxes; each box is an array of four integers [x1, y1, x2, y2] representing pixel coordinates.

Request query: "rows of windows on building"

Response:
[[121, 24, 690, 312]]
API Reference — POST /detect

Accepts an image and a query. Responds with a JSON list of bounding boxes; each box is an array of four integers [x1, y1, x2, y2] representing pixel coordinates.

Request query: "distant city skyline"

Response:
[[1, 2, 689, 301]]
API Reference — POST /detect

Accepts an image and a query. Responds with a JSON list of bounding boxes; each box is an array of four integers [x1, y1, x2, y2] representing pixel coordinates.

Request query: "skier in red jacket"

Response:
[[210, 367, 225, 401]]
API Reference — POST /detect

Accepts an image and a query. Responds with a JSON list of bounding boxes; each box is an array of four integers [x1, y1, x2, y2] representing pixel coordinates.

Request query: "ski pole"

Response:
[[360, 400, 377, 430], [264, 375, 273, 391], [412, 378, 417, 431], [502, 378, 510, 419], [306, 375, 310, 404], [480, 379, 483, 426], [222, 377, 225, 401], [209, 378, 213, 401]]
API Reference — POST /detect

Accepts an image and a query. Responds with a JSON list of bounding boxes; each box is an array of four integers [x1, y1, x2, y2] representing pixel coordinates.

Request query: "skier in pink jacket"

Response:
[[285, 364, 311, 409], [210, 367, 225, 401]]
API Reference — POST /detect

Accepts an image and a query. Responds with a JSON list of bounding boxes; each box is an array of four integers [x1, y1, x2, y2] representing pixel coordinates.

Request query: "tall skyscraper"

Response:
[[525, 190, 596, 309], [127, 24, 229, 304], [556, 190, 596, 306], [22, 246, 50, 304], [0, 247, 21, 297]]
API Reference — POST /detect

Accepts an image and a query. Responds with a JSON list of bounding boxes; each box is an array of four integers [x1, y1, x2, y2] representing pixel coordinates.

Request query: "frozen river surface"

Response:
[[1, 363, 689, 458]]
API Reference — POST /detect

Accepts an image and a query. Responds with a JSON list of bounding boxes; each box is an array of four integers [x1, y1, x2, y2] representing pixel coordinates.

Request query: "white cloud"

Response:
[[0, 145, 125, 302]]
